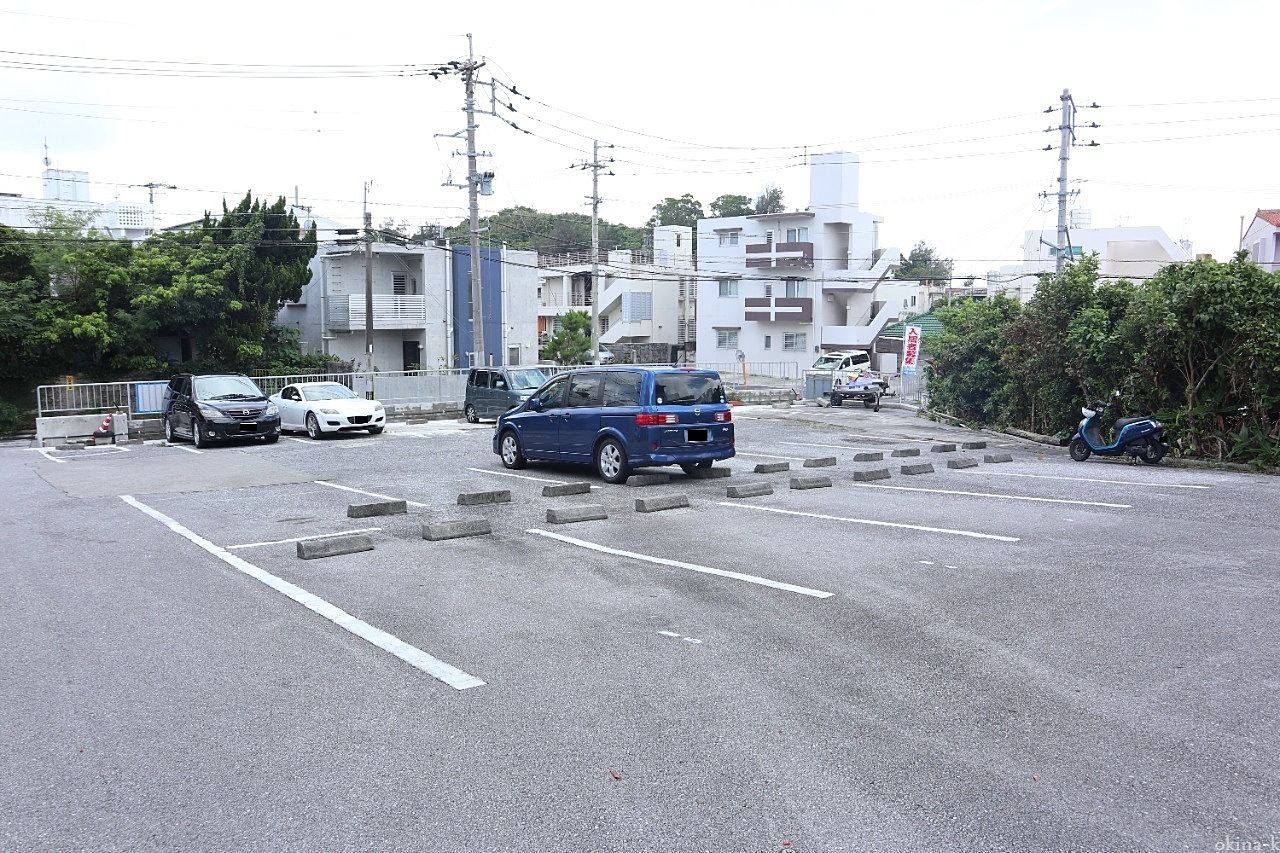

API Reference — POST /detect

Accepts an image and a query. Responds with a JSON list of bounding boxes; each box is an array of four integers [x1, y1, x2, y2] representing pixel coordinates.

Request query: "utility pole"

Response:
[[437, 35, 496, 367], [1040, 89, 1099, 272], [576, 140, 614, 364], [364, 181, 375, 396]]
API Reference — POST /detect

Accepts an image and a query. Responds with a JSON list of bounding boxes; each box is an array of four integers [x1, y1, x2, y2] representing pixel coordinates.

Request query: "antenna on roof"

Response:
[[42, 138, 50, 168]]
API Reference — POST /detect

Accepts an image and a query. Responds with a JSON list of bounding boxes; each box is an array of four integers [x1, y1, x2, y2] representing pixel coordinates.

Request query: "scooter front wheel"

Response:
[[1069, 437, 1092, 462]]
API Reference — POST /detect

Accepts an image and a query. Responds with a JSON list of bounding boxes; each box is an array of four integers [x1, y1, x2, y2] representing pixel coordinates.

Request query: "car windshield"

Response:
[[812, 355, 843, 369], [302, 383, 358, 402], [506, 368, 547, 390], [194, 375, 265, 400], [653, 373, 726, 406]]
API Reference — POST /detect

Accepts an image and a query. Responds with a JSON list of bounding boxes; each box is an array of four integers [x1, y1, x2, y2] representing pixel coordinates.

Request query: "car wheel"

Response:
[[499, 430, 526, 469], [1069, 437, 1091, 462], [830, 395, 843, 407], [368, 426, 384, 435], [595, 437, 630, 484], [192, 420, 207, 449], [306, 413, 324, 440], [164, 416, 176, 443], [863, 399, 874, 409], [465, 403, 480, 424], [262, 433, 279, 445]]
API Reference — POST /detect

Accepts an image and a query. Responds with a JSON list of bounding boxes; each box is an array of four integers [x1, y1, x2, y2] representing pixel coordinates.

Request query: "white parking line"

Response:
[[313, 480, 430, 508], [225, 527, 384, 550], [959, 470, 1211, 490], [171, 444, 203, 454], [780, 441, 891, 452], [35, 448, 66, 464], [735, 451, 808, 462], [718, 503, 1020, 542], [526, 528, 834, 599], [855, 483, 1131, 509], [466, 467, 602, 488], [843, 432, 940, 445], [120, 496, 484, 691], [285, 436, 377, 449]]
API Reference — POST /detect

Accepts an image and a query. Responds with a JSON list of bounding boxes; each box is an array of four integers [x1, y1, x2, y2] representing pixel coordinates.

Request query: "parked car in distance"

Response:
[[464, 366, 549, 423], [270, 381, 385, 439], [492, 367, 734, 484], [162, 373, 280, 448]]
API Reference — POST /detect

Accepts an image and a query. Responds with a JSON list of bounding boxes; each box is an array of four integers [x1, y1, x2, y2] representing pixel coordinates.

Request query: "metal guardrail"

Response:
[[36, 362, 807, 419]]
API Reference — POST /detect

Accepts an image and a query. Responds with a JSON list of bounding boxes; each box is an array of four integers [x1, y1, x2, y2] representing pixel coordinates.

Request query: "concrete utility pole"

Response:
[[364, 181, 375, 395], [1040, 89, 1100, 273], [437, 35, 496, 366], [577, 140, 614, 364], [463, 35, 485, 366]]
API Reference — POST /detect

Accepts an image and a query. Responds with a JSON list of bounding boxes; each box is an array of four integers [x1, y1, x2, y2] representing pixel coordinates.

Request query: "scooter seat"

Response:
[[1114, 416, 1147, 431]]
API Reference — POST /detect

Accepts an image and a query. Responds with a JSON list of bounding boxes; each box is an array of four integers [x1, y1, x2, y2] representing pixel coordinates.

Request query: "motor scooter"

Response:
[[1069, 392, 1168, 464]]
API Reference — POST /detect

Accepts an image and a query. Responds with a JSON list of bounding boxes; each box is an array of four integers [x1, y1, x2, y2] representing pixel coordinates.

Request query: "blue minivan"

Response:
[[492, 367, 735, 483]]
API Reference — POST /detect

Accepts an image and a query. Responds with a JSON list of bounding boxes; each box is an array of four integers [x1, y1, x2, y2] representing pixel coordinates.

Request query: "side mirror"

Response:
[[527, 396, 542, 412]]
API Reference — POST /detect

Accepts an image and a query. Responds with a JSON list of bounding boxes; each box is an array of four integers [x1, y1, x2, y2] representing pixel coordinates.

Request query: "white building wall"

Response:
[[988, 222, 1192, 302], [695, 152, 901, 375], [501, 248, 539, 367], [1243, 214, 1280, 271]]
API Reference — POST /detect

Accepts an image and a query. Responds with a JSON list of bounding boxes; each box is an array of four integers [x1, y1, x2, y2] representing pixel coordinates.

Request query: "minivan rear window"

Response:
[[603, 372, 642, 407], [653, 373, 726, 406]]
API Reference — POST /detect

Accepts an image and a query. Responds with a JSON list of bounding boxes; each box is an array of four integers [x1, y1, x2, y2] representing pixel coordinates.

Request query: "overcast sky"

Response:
[[2, 0, 1277, 275]]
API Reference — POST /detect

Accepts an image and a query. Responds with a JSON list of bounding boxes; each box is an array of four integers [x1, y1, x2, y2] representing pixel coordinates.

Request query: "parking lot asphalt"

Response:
[[2, 406, 1277, 851]]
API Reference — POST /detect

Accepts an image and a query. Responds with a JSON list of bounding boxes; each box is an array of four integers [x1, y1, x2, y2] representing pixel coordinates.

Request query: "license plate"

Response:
[[239, 423, 258, 433], [687, 428, 708, 443]]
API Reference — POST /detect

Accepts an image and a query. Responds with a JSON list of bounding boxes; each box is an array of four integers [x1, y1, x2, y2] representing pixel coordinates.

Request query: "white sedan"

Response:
[[270, 382, 386, 439]]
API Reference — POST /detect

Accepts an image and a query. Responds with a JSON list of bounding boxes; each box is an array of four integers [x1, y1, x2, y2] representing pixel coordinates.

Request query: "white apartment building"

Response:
[[278, 214, 538, 371], [1242, 209, 1280, 271], [536, 225, 696, 352], [987, 212, 1192, 302], [694, 152, 906, 374], [0, 166, 154, 241]]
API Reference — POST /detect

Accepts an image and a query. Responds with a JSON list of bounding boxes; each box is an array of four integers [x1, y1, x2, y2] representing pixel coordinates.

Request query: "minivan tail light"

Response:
[[714, 411, 731, 422], [635, 413, 678, 426]]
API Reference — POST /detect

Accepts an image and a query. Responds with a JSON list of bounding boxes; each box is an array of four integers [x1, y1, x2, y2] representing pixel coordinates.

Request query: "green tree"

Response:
[[443, 206, 645, 254], [132, 193, 316, 371], [754, 185, 784, 215], [540, 310, 592, 364], [710, 194, 754, 218], [926, 295, 1022, 425], [647, 194, 704, 229], [896, 241, 954, 284]]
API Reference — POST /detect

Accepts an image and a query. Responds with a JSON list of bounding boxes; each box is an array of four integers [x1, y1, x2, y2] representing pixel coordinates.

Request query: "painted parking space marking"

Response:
[[843, 432, 940, 445], [959, 470, 1211, 490], [170, 444, 203, 454], [735, 451, 808, 462], [313, 480, 430, 508], [120, 495, 484, 691], [466, 467, 601, 488], [225, 527, 384, 550], [285, 436, 378, 449], [35, 448, 66, 464], [718, 503, 1020, 542], [780, 441, 892, 452], [526, 528, 834, 599], [854, 483, 1131, 509]]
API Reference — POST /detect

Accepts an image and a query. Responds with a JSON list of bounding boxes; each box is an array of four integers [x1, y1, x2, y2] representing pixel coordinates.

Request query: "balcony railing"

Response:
[[328, 294, 427, 331], [745, 241, 814, 269], [540, 292, 593, 308], [537, 248, 654, 268]]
